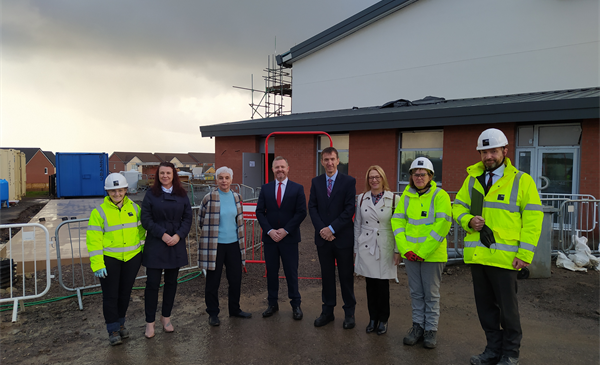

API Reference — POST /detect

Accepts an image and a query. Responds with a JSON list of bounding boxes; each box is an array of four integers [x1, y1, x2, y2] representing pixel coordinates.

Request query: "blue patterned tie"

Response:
[[327, 178, 332, 197]]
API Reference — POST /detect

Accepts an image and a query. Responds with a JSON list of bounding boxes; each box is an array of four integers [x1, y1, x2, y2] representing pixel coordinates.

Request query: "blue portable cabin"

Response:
[[0, 179, 8, 208], [55, 153, 109, 198]]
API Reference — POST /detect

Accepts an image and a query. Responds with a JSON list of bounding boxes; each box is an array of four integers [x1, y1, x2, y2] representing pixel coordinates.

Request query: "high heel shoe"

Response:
[[161, 316, 174, 333], [376, 321, 388, 335], [145, 322, 155, 339]]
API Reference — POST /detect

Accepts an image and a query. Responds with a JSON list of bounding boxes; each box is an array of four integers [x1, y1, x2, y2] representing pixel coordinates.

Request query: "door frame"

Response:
[[535, 147, 579, 195], [515, 123, 581, 195]]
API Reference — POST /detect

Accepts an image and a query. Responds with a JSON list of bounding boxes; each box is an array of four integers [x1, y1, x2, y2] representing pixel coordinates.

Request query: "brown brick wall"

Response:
[[109, 155, 125, 173], [349, 129, 398, 193], [273, 134, 317, 200], [212, 120, 598, 203], [442, 124, 516, 192], [215, 136, 260, 180], [580, 119, 600, 198], [25, 151, 55, 190], [143, 166, 159, 180]]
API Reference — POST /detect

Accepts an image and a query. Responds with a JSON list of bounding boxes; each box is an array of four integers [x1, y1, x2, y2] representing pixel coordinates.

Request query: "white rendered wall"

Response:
[[291, 0, 599, 113]]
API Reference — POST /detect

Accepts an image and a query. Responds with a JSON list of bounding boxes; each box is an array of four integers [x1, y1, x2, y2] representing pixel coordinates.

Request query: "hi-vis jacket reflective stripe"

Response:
[[391, 181, 452, 262], [452, 157, 543, 270], [86, 196, 146, 272]]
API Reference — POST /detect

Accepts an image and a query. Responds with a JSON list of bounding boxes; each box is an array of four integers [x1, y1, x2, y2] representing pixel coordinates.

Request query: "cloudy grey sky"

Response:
[[1, 0, 378, 154]]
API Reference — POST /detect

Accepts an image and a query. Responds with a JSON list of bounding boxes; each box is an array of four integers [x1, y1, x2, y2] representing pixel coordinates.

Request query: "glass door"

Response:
[[536, 149, 578, 195]]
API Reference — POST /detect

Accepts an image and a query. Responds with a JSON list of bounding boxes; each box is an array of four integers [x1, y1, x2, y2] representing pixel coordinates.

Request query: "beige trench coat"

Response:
[[354, 191, 399, 280]]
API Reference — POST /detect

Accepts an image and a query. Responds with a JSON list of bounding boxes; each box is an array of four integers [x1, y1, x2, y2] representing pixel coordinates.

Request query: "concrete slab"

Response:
[[2, 198, 103, 272]]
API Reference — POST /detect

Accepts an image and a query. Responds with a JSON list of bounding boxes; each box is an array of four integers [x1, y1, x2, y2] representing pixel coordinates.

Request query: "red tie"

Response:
[[277, 182, 282, 208], [485, 172, 494, 194]]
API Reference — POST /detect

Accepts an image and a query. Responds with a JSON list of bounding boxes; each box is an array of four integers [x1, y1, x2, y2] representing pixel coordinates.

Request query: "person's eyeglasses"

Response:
[[368, 176, 381, 181], [412, 173, 427, 178]]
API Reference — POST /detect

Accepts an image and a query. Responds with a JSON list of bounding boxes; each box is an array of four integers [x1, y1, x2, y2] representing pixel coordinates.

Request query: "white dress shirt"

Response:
[[275, 177, 288, 201]]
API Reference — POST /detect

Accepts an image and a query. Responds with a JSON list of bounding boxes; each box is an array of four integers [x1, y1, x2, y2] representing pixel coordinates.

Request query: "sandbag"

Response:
[[556, 251, 587, 272]]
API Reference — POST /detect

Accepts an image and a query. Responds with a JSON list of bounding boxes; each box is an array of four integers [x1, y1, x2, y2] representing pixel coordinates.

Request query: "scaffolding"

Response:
[[234, 55, 292, 119]]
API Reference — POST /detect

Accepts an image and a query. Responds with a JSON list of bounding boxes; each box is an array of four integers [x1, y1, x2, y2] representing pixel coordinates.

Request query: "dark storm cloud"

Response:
[[1, 0, 378, 153], [3, 0, 377, 77]]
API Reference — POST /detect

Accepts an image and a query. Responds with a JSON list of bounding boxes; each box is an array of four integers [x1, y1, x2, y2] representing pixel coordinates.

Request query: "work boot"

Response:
[[470, 349, 501, 365], [119, 325, 130, 339], [108, 331, 122, 346], [497, 355, 519, 365], [403, 322, 424, 345], [423, 330, 437, 349]]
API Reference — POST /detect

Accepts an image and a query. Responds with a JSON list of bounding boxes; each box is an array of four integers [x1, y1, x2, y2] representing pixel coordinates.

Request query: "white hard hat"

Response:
[[104, 173, 128, 191], [409, 157, 434, 174], [477, 128, 508, 150]]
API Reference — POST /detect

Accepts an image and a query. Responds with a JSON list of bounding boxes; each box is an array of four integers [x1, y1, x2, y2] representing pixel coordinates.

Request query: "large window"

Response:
[[398, 130, 443, 192], [317, 134, 349, 175]]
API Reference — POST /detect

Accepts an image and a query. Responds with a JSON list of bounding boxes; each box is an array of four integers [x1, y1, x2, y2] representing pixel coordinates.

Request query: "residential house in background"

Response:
[[2, 148, 56, 191], [154, 153, 199, 170], [108, 152, 215, 178], [188, 152, 215, 165]]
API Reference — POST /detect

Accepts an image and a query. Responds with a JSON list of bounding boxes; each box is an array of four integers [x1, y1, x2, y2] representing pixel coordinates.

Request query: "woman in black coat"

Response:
[[141, 162, 192, 338]]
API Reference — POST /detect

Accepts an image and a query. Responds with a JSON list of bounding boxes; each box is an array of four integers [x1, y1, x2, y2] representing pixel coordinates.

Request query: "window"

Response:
[[518, 124, 582, 147], [317, 134, 349, 175], [538, 125, 581, 146], [398, 130, 443, 191], [44, 167, 48, 174]]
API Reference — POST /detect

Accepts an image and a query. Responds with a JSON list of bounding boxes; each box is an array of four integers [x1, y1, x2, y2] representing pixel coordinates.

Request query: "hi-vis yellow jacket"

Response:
[[86, 196, 146, 272], [391, 181, 452, 262], [452, 158, 543, 270]]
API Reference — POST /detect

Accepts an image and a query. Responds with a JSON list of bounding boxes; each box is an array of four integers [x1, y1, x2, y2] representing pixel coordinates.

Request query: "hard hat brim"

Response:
[[105, 184, 128, 191]]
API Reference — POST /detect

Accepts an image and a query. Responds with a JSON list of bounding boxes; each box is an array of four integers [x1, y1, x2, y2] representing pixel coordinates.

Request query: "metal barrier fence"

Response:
[[4, 194, 595, 319], [183, 183, 261, 206], [53, 205, 262, 309], [540, 193, 597, 230], [244, 219, 264, 264], [554, 199, 599, 253], [55, 215, 203, 310], [0, 223, 52, 322], [182, 182, 215, 206]]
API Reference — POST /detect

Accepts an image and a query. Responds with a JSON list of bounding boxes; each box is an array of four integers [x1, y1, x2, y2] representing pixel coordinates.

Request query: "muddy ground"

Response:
[[1, 199, 599, 364], [0, 200, 47, 241]]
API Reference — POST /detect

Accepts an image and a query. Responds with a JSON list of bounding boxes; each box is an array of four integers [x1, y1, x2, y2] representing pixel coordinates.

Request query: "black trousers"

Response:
[[316, 242, 356, 317], [144, 267, 180, 322], [100, 252, 142, 333], [205, 243, 242, 316], [264, 241, 301, 307], [471, 264, 522, 358], [365, 277, 390, 322]]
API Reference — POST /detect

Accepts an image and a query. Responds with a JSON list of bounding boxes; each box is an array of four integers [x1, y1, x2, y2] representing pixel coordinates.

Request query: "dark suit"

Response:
[[256, 179, 307, 307], [308, 172, 356, 317]]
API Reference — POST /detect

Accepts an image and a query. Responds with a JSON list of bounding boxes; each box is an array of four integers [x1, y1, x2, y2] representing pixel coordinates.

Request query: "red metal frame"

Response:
[[264, 131, 333, 184], [242, 131, 334, 279]]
